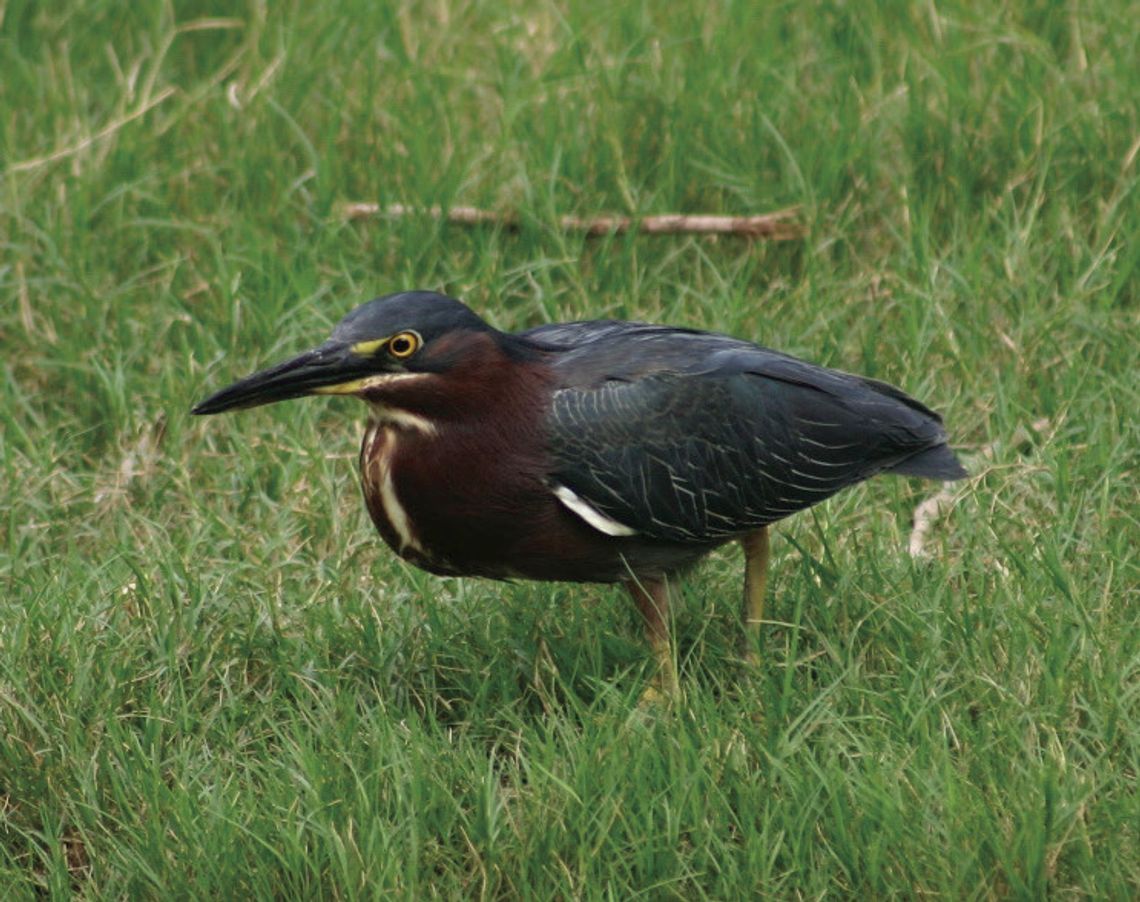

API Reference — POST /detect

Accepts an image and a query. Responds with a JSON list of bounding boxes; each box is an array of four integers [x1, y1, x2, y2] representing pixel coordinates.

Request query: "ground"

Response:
[[1, 1, 1137, 896]]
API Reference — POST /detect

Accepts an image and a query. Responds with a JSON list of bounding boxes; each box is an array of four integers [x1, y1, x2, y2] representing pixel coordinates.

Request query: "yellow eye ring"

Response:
[[387, 330, 421, 359]]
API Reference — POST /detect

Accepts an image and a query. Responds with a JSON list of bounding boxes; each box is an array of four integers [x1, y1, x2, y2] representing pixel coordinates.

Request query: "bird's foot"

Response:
[[637, 681, 674, 708], [637, 656, 680, 708]]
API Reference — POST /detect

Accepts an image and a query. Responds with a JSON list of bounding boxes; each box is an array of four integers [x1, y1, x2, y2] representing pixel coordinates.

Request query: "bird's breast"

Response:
[[358, 416, 556, 578], [359, 422, 432, 564], [357, 416, 719, 584]]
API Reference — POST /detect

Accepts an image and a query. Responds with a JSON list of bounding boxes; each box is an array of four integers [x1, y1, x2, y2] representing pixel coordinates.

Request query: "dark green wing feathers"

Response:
[[526, 322, 966, 543]]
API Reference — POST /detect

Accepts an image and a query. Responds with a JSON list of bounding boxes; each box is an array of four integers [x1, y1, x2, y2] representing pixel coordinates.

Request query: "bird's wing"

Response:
[[540, 330, 952, 542]]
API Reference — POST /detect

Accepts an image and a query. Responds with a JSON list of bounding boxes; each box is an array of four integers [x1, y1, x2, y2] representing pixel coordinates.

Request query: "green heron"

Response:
[[194, 291, 966, 697]]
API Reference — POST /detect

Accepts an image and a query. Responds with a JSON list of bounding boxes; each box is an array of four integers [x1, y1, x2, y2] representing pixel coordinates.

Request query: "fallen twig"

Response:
[[339, 202, 804, 240], [907, 417, 1051, 559]]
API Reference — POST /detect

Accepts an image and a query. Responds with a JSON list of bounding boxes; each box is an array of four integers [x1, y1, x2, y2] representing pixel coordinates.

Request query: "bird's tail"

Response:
[[888, 444, 968, 480]]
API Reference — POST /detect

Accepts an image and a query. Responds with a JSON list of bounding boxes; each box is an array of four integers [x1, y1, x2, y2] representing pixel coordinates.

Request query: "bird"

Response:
[[193, 290, 967, 698]]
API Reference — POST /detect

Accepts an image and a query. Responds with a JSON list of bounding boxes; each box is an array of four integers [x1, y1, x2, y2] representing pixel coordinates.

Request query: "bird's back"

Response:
[[520, 319, 966, 543]]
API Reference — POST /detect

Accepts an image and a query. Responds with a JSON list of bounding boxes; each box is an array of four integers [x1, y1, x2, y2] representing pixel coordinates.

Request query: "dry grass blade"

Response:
[[908, 418, 1052, 558], [6, 87, 177, 175]]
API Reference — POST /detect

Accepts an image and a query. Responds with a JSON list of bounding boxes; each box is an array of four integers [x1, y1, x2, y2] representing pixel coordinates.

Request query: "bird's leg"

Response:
[[741, 526, 770, 665], [624, 575, 679, 702]]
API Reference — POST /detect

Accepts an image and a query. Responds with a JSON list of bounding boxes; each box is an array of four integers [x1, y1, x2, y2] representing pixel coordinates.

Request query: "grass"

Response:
[[1, 0, 1137, 896]]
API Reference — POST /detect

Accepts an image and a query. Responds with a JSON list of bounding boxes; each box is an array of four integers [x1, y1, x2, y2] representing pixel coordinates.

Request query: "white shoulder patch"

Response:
[[553, 484, 638, 537]]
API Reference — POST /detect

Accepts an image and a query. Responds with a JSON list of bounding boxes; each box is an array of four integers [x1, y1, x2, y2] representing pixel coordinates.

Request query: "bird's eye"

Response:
[[387, 331, 421, 359]]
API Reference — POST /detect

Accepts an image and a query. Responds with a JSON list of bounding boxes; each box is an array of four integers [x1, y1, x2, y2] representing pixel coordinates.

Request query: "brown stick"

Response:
[[339, 202, 804, 240]]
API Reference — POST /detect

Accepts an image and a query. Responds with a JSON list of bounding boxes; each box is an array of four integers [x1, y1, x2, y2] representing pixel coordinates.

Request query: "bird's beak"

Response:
[[192, 341, 371, 415]]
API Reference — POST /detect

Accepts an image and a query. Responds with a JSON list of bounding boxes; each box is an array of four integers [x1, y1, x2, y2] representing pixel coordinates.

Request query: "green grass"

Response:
[[2, 0, 1137, 896]]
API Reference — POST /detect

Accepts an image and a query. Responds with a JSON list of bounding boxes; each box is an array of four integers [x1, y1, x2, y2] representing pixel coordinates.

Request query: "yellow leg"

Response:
[[741, 526, 770, 665], [624, 576, 679, 703]]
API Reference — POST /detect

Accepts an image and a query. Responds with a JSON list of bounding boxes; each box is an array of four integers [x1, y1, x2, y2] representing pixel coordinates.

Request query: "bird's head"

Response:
[[192, 291, 509, 418]]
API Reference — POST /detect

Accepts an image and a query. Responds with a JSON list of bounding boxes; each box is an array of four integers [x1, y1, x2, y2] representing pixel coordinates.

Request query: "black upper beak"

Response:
[[192, 341, 364, 415]]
